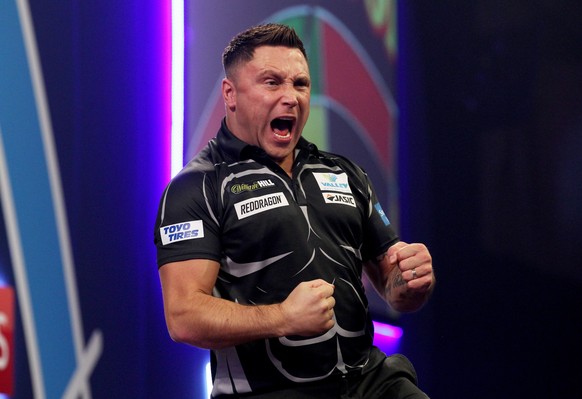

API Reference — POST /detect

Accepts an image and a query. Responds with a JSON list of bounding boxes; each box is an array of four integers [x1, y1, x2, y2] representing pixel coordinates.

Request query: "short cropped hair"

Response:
[[222, 23, 308, 78]]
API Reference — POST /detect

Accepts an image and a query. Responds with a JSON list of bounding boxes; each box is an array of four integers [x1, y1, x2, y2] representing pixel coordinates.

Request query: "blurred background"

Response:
[[0, 0, 580, 398]]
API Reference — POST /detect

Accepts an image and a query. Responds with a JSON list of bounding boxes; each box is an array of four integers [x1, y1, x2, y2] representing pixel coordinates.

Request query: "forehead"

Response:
[[245, 45, 309, 74]]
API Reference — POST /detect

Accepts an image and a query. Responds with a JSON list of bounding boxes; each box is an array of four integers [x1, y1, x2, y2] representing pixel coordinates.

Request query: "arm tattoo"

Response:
[[385, 270, 406, 297], [392, 272, 406, 289]]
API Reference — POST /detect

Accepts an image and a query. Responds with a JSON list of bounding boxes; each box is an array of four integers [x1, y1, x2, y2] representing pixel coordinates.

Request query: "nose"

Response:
[[281, 83, 299, 107]]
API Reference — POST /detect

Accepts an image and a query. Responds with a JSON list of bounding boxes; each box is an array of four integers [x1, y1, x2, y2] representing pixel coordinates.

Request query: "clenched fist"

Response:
[[279, 279, 335, 337]]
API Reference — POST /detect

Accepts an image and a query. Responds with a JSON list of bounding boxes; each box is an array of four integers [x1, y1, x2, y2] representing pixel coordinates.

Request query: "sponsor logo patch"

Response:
[[323, 193, 356, 207], [160, 220, 204, 245], [234, 192, 289, 219], [374, 202, 391, 226], [230, 179, 275, 194], [313, 172, 352, 194]]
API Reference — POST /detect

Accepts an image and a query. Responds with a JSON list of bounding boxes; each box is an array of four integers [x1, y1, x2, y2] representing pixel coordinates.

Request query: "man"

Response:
[[154, 23, 435, 398]]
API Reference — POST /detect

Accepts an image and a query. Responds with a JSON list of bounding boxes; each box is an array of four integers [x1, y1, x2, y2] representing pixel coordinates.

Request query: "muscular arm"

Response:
[[363, 241, 435, 313], [159, 259, 336, 350]]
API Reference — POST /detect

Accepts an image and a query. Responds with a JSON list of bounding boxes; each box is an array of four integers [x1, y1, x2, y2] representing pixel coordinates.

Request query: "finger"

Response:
[[406, 268, 418, 281], [402, 258, 432, 280], [394, 243, 422, 260], [327, 296, 336, 310], [321, 284, 335, 298], [388, 241, 408, 262], [396, 245, 431, 268], [325, 316, 335, 330], [407, 273, 433, 292], [406, 264, 435, 288], [312, 282, 335, 298], [406, 266, 428, 280], [309, 279, 334, 289], [390, 243, 426, 265]]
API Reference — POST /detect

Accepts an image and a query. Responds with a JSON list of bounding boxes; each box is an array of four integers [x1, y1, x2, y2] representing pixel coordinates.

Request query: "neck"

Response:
[[275, 155, 294, 177]]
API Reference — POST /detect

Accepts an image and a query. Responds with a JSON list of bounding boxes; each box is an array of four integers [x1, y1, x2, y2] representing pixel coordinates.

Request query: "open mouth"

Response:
[[270, 117, 294, 138]]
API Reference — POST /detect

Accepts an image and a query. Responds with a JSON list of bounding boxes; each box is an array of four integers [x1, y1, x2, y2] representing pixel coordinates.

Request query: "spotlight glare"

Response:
[[171, 0, 184, 177]]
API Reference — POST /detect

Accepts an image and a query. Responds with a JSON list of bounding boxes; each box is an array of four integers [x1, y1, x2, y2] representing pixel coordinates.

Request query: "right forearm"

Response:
[[166, 291, 287, 350]]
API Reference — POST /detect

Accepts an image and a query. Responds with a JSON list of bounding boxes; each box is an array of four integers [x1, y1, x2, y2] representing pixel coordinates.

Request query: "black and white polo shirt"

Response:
[[154, 119, 399, 396]]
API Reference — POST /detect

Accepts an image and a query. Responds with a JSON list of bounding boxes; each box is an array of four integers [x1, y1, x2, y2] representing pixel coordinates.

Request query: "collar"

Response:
[[216, 118, 320, 162]]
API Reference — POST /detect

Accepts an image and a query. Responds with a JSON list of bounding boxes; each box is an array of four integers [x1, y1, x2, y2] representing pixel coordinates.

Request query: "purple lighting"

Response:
[[373, 320, 403, 355], [171, 0, 184, 177], [160, 0, 172, 182]]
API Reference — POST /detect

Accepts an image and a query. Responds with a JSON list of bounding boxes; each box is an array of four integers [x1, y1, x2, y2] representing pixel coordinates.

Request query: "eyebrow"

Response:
[[257, 68, 310, 82], [257, 68, 283, 78]]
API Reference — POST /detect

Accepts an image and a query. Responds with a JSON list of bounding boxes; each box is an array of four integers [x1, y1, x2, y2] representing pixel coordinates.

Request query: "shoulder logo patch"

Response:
[[160, 220, 204, 245], [374, 202, 391, 226]]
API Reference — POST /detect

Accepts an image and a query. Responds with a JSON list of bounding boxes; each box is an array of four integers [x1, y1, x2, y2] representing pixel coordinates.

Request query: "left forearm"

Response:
[[385, 266, 434, 312], [364, 242, 435, 313]]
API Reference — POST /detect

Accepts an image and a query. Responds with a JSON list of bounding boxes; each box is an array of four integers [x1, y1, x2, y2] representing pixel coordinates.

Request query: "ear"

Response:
[[222, 78, 236, 111]]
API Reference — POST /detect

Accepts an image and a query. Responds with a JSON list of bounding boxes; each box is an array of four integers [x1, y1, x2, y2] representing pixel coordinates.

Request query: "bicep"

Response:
[[159, 258, 220, 305], [158, 259, 221, 344]]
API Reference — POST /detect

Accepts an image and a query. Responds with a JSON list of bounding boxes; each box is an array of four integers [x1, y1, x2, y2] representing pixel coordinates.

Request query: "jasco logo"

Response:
[[323, 193, 356, 207], [313, 172, 352, 194], [160, 220, 204, 245]]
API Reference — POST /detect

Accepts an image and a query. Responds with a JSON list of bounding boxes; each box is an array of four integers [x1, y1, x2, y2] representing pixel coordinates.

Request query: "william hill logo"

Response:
[[231, 179, 275, 194]]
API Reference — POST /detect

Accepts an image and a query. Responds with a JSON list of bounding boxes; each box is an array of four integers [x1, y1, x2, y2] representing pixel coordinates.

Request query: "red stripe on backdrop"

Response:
[[323, 23, 394, 170]]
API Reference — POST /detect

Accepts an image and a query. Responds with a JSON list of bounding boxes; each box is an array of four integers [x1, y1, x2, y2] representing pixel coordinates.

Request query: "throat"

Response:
[[270, 118, 293, 139]]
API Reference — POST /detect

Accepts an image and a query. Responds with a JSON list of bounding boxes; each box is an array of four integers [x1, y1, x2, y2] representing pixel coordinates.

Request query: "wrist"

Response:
[[270, 303, 289, 337]]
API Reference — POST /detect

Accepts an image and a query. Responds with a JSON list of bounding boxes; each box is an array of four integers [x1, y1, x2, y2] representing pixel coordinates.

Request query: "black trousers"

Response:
[[224, 354, 429, 399]]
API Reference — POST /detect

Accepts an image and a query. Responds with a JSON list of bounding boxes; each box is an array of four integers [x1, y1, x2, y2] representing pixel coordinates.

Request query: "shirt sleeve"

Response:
[[337, 156, 399, 261], [153, 169, 222, 267], [361, 175, 399, 260]]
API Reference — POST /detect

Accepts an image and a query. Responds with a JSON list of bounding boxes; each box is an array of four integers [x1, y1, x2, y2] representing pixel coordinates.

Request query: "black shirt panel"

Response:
[[154, 119, 399, 395]]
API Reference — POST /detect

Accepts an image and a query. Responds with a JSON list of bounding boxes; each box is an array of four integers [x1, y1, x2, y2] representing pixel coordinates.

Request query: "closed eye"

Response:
[[295, 78, 310, 87]]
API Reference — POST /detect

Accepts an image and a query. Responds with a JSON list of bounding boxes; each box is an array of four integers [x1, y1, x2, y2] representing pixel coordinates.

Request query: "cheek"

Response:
[[303, 99, 311, 114], [247, 93, 270, 111], [300, 95, 311, 110]]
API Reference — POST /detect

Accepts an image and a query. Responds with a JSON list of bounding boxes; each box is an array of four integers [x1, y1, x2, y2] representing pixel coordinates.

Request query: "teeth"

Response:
[[271, 117, 294, 135]]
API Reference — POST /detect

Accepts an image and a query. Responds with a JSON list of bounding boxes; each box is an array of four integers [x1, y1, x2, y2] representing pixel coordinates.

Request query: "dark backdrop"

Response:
[[398, 1, 582, 397]]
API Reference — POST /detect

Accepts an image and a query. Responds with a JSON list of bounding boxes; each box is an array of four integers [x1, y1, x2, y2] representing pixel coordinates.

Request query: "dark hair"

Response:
[[222, 23, 307, 77]]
